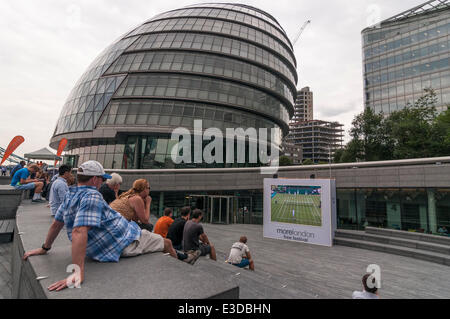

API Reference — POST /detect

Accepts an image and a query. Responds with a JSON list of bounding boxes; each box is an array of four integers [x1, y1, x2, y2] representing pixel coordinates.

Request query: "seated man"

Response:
[[438, 226, 449, 236], [154, 208, 174, 238], [99, 173, 122, 204], [352, 273, 380, 299], [167, 206, 191, 250], [49, 165, 72, 216], [10, 160, 26, 179], [227, 236, 255, 271], [11, 163, 45, 203], [23, 160, 177, 291], [182, 209, 216, 261]]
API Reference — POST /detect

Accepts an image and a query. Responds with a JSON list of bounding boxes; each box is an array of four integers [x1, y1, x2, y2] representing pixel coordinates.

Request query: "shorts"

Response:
[[199, 243, 211, 256], [121, 230, 165, 257], [14, 183, 36, 191], [231, 258, 250, 268]]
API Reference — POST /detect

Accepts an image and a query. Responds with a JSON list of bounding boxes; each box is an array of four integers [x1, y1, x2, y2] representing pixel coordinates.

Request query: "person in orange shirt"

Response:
[[154, 208, 174, 238]]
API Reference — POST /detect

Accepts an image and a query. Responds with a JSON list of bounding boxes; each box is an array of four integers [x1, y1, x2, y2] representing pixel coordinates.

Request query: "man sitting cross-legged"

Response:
[[182, 209, 216, 261], [22, 160, 177, 292]]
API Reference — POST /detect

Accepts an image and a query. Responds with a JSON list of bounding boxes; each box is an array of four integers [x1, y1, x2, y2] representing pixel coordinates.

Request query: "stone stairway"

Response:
[[193, 250, 317, 299], [0, 186, 22, 243], [334, 226, 450, 266], [0, 219, 15, 243]]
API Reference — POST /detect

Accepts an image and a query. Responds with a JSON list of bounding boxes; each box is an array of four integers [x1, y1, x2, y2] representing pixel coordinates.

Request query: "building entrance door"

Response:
[[186, 195, 209, 219], [237, 196, 252, 224], [208, 196, 236, 224]]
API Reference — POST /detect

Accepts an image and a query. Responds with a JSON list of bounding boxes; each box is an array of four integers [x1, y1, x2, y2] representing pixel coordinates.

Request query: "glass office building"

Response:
[[50, 3, 297, 169], [362, 0, 450, 115]]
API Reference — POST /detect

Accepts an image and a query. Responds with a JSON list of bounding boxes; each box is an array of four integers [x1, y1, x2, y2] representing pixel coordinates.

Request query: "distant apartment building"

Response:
[[292, 87, 313, 122], [287, 120, 344, 163], [362, 0, 450, 115], [286, 86, 344, 163], [281, 141, 302, 165]]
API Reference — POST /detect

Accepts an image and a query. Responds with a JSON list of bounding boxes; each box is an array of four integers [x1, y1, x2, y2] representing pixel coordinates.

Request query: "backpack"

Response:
[[42, 181, 53, 201]]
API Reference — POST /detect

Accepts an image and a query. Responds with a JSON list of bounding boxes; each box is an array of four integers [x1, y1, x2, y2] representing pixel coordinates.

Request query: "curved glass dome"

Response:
[[51, 3, 298, 169]]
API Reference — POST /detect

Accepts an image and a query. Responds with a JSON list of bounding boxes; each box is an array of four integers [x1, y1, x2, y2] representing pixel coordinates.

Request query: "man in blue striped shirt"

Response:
[[49, 165, 72, 216], [23, 160, 177, 291]]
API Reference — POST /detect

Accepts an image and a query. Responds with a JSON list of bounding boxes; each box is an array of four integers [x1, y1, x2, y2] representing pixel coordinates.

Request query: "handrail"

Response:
[[99, 156, 450, 174]]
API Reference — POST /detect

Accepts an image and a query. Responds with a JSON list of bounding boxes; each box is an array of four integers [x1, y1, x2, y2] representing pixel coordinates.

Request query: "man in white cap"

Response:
[[23, 160, 177, 291]]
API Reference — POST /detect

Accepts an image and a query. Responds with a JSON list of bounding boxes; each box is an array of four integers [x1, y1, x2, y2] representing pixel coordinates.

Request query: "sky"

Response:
[[0, 0, 426, 158]]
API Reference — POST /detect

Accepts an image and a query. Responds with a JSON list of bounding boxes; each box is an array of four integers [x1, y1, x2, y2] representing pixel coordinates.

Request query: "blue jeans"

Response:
[[14, 183, 35, 190], [231, 258, 250, 268]]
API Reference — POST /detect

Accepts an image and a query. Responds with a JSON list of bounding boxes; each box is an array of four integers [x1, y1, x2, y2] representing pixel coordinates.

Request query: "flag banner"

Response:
[[1, 136, 25, 165], [54, 138, 68, 166]]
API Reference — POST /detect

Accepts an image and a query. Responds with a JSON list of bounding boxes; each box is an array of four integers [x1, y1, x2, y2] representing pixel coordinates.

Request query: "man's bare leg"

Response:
[[209, 244, 216, 261], [35, 182, 44, 194], [163, 239, 177, 258]]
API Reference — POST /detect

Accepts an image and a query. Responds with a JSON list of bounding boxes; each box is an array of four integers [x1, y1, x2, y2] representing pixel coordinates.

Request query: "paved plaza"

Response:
[[201, 223, 450, 299], [1, 219, 450, 299]]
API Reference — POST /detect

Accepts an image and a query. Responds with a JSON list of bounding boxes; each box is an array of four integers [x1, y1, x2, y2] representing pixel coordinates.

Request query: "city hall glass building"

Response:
[[362, 0, 450, 115], [50, 3, 297, 169]]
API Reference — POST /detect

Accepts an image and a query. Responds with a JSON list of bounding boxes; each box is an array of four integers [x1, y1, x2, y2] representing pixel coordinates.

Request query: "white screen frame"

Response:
[[263, 178, 336, 247]]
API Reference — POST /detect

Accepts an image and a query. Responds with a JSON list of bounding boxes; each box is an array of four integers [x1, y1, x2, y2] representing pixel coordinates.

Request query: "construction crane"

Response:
[[292, 20, 311, 47]]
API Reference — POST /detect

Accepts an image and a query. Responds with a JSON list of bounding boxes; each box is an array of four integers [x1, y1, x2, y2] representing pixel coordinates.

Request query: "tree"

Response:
[[385, 89, 443, 159], [338, 89, 450, 163], [339, 108, 392, 162], [340, 140, 363, 163], [302, 159, 314, 165], [434, 106, 450, 156], [279, 155, 293, 166], [333, 148, 345, 163]]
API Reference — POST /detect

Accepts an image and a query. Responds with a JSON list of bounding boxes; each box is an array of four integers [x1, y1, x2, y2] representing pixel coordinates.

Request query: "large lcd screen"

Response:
[[271, 185, 322, 227]]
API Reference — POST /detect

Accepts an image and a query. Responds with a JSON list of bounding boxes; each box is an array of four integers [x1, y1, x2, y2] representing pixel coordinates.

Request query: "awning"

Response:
[[23, 147, 62, 161]]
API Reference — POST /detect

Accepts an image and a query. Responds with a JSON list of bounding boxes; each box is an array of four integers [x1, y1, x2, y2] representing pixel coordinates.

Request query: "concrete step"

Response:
[[194, 255, 309, 299], [335, 229, 450, 255], [0, 185, 22, 220], [365, 227, 450, 246], [334, 237, 450, 266], [0, 219, 15, 243]]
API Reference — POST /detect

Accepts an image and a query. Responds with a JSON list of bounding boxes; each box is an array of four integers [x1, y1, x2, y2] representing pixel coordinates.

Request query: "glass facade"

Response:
[[126, 17, 296, 68], [114, 74, 290, 125], [51, 4, 297, 168], [362, 7, 450, 114], [337, 188, 450, 235], [97, 100, 281, 133], [147, 187, 450, 236], [64, 134, 270, 169], [125, 32, 296, 84], [144, 7, 292, 49], [105, 50, 295, 103]]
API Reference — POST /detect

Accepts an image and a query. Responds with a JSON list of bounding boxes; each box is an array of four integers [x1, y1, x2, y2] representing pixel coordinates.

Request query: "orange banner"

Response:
[[54, 138, 68, 166], [1, 136, 25, 165]]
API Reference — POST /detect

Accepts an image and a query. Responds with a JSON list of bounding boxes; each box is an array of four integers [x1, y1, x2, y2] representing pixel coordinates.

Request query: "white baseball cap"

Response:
[[77, 160, 112, 179]]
